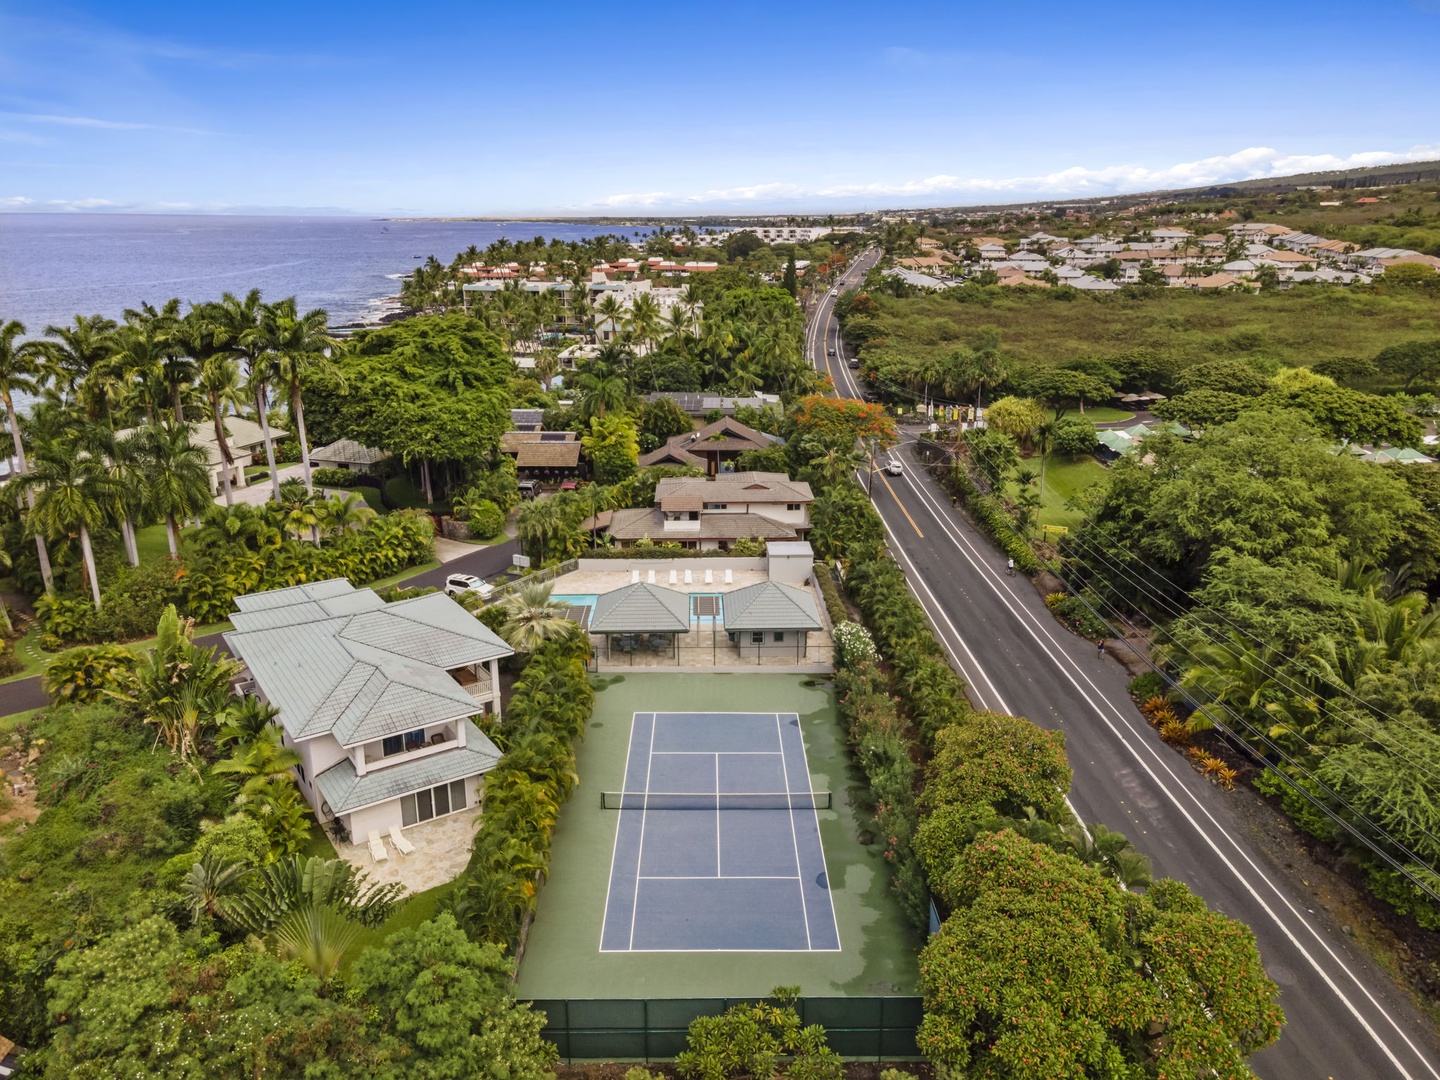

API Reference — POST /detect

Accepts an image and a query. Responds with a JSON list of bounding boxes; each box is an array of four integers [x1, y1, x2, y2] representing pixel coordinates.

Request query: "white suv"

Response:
[[444, 573, 494, 600]]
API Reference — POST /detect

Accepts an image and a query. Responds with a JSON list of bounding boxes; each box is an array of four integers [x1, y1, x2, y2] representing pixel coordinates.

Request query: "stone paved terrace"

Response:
[[337, 805, 481, 894]]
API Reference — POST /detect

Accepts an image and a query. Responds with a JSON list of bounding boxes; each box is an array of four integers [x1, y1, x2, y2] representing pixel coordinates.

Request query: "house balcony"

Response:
[[451, 665, 495, 701]]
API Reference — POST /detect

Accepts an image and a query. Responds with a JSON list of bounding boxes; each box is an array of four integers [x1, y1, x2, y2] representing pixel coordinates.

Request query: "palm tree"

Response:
[[594, 294, 624, 344], [197, 353, 246, 507], [41, 313, 117, 400], [494, 580, 577, 653], [0, 320, 56, 591], [134, 422, 212, 556], [277, 478, 320, 543], [515, 497, 565, 564], [213, 724, 303, 787], [221, 289, 283, 503], [18, 438, 115, 608], [573, 371, 628, 422], [181, 853, 255, 924], [260, 298, 339, 492], [317, 492, 373, 539], [85, 426, 145, 567], [626, 291, 662, 355]]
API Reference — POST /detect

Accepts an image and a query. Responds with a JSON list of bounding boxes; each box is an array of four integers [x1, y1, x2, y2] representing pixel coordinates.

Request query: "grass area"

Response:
[[350, 484, 385, 515], [366, 559, 442, 592], [301, 819, 338, 860], [344, 880, 458, 973], [1015, 455, 1109, 532], [7, 625, 52, 683], [0, 706, 41, 737], [866, 286, 1440, 375], [134, 523, 173, 565], [1048, 406, 1133, 424], [384, 475, 442, 511]]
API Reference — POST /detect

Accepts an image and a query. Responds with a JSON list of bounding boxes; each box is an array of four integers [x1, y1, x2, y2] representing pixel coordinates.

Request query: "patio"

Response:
[[337, 805, 482, 894]]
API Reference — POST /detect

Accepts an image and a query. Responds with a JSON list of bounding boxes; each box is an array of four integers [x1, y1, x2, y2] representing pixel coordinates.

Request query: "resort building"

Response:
[[589, 472, 812, 550], [638, 415, 782, 475], [224, 579, 512, 846], [498, 430, 584, 481], [116, 417, 285, 496], [309, 438, 390, 475]]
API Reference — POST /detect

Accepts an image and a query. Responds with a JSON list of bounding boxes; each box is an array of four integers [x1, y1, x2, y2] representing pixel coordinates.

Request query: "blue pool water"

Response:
[[552, 594, 601, 610]]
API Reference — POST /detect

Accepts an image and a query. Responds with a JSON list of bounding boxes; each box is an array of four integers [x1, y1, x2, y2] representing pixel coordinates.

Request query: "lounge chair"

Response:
[[668, 569, 677, 584], [684, 569, 693, 584], [389, 824, 416, 856], [724, 569, 733, 584], [647, 569, 656, 584], [631, 568, 640, 584], [368, 831, 388, 863], [705, 569, 714, 584]]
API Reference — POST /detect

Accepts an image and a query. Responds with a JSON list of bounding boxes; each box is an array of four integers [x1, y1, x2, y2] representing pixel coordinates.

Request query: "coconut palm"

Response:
[[222, 289, 284, 503], [40, 313, 118, 400], [259, 298, 339, 491], [83, 426, 145, 567], [18, 438, 116, 608], [494, 580, 577, 653], [573, 371, 628, 422], [317, 492, 374, 539], [515, 498, 567, 565], [133, 422, 213, 556], [626, 291, 662, 355], [0, 320, 56, 591], [197, 353, 247, 507], [594, 294, 624, 343]]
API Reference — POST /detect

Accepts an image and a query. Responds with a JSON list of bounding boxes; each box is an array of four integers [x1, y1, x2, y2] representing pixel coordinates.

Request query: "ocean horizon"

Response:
[[0, 213, 656, 337]]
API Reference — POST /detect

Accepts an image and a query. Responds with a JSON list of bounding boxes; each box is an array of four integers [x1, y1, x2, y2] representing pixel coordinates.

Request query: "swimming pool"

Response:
[[551, 593, 601, 610]]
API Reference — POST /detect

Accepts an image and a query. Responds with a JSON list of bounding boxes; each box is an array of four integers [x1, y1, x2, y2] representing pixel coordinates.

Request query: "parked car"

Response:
[[517, 479, 542, 498], [444, 573, 494, 600], [559, 479, 578, 491], [883, 458, 904, 476]]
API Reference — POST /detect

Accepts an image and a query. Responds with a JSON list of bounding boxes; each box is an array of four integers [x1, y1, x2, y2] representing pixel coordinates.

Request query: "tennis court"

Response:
[[600, 711, 840, 953]]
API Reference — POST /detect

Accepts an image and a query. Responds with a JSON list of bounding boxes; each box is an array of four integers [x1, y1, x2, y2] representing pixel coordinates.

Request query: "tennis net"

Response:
[[600, 791, 832, 811]]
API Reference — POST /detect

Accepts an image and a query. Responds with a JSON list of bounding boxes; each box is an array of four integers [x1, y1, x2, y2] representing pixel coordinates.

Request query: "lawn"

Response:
[[344, 880, 458, 973], [134, 523, 174, 565], [1013, 454, 1109, 532], [1047, 406, 1132, 424], [384, 475, 442, 511]]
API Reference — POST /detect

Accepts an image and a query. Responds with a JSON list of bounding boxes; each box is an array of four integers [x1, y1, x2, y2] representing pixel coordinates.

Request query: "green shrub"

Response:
[[812, 561, 847, 625], [675, 991, 842, 1080], [311, 467, 355, 487], [33, 593, 96, 643], [41, 644, 141, 705], [466, 498, 505, 540], [1049, 594, 1111, 639], [1128, 671, 1166, 701]]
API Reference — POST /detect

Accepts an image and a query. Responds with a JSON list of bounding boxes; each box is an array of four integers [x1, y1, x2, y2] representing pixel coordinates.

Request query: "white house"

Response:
[[224, 579, 513, 842], [596, 471, 813, 551], [116, 416, 285, 496]]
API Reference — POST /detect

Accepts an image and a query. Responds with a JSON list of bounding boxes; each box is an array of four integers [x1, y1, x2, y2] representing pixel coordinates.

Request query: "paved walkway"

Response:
[[336, 806, 481, 894]]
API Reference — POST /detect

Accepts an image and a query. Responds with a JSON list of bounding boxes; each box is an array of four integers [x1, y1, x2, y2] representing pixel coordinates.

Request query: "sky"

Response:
[[2, 0, 1440, 217]]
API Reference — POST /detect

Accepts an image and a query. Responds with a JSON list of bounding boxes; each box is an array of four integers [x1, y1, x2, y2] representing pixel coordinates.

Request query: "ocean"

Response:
[[0, 213, 654, 335]]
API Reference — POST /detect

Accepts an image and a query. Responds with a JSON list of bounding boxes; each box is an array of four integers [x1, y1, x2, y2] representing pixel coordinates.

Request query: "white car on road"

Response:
[[444, 573, 494, 600], [883, 458, 904, 476]]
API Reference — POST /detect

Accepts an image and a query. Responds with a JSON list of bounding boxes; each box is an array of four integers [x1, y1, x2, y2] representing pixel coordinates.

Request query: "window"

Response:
[[751, 632, 764, 644], [401, 780, 470, 827], [786, 503, 801, 511], [704, 502, 728, 510], [382, 734, 404, 757], [404, 729, 426, 752], [296, 764, 306, 784], [774, 632, 785, 643]]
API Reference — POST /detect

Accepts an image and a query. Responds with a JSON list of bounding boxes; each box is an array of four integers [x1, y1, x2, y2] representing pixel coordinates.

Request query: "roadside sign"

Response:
[[1041, 525, 1069, 537], [512, 554, 531, 568]]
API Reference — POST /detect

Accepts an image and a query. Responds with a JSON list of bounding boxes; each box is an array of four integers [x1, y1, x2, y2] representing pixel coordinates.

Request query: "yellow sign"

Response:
[[1041, 524, 1069, 537]]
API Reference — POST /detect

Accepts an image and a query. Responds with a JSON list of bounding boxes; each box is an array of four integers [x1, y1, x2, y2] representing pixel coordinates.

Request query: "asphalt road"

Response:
[[812, 252, 1440, 1079]]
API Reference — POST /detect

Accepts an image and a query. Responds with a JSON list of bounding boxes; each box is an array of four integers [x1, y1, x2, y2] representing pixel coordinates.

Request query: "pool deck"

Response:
[[515, 673, 921, 1000]]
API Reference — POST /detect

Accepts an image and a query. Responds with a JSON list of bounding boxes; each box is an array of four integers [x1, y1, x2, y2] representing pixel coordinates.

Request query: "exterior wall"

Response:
[[767, 551, 814, 586], [346, 799, 402, 842], [734, 630, 812, 660], [291, 731, 347, 813]]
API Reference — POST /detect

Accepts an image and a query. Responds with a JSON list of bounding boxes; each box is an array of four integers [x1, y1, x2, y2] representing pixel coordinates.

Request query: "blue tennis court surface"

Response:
[[600, 712, 840, 953]]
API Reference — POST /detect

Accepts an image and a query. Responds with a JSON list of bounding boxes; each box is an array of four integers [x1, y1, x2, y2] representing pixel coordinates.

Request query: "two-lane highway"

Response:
[[809, 253, 1440, 1079]]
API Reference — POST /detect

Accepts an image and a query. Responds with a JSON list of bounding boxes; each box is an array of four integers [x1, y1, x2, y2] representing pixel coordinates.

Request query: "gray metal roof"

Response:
[[224, 582, 513, 747], [309, 438, 390, 467], [721, 580, 822, 632], [314, 719, 501, 815], [589, 582, 692, 633]]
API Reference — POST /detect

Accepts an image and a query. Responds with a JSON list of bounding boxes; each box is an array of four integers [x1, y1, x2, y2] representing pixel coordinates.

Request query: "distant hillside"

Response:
[[1188, 158, 1440, 195]]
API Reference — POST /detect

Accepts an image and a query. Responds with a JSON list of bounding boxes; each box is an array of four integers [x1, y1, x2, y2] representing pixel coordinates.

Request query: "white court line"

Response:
[[639, 875, 801, 881], [775, 713, 813, 951], [715, 753, 722, 878], [892, 456, 1440, 1080], [598, 710, 645, 953], [626, 713, 659, 951], [600, 946, 844, 954], [652, 750, 782, 755], [788, 711, 842, 949]]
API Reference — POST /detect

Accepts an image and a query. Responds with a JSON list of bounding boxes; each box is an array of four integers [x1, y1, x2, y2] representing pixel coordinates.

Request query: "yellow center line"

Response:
[[871, 456, 924, 538]]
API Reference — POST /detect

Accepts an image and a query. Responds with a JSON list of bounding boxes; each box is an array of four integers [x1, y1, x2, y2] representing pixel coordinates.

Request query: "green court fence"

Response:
[[529, 996, 924, 1062]]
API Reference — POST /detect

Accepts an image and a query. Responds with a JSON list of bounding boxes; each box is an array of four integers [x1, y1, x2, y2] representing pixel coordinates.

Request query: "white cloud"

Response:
[[0, 196, 35, 206], [19, 113, 150, 130], [586, 143, 1440, 210]]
